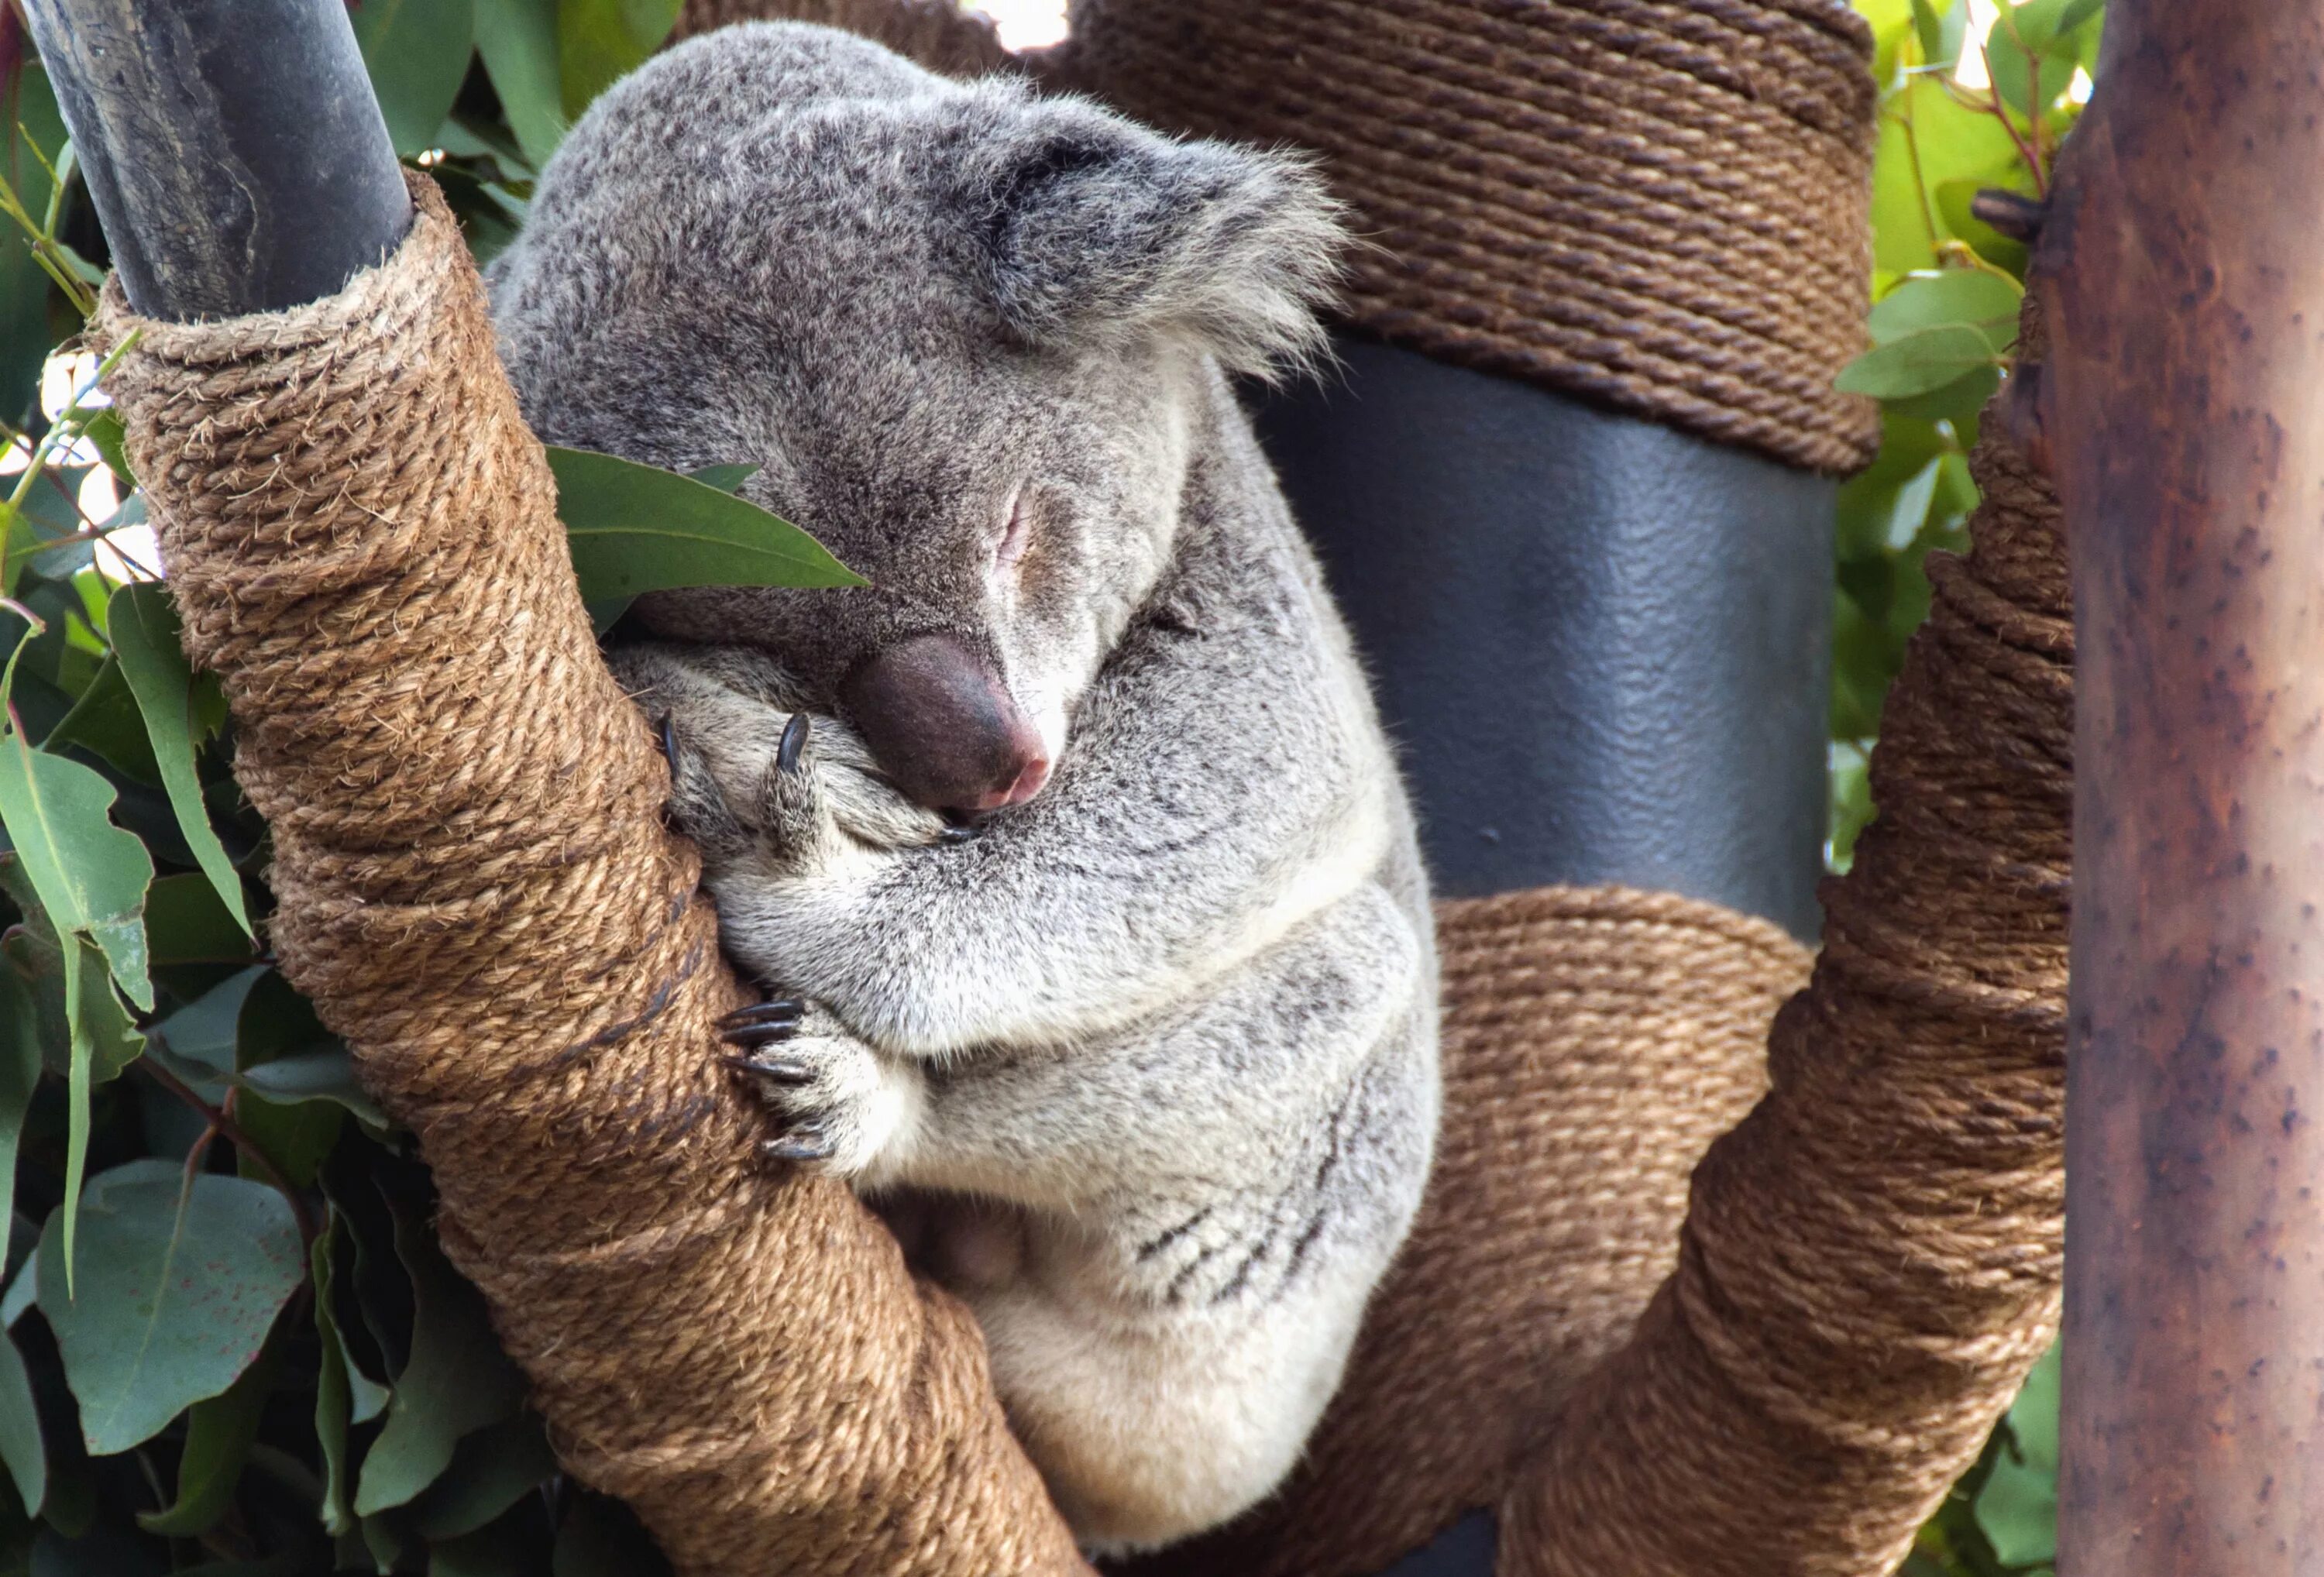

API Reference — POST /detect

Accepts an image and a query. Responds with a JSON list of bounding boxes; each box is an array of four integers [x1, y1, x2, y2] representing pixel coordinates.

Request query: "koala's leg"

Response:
[[884, 882, 1439, 1551]]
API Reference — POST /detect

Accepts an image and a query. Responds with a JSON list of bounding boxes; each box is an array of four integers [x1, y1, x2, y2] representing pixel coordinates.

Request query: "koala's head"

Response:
[[489, 22, 1344, 813]]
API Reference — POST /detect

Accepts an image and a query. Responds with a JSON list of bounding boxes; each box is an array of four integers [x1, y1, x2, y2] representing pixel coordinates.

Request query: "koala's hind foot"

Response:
[[717, 996, 924, 1177]]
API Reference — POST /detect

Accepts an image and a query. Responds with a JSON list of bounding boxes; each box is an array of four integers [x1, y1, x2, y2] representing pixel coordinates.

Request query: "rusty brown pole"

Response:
[[2042, 4, 2324, 1572]]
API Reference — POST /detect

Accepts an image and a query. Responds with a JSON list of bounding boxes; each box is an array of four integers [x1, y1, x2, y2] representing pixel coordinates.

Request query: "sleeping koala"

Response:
[[487, 21, 1439, 1552]]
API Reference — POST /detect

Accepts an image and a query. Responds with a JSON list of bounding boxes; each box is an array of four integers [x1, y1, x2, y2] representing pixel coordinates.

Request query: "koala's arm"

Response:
[[710, 537, 1400, 1059], [885, 878, 1435, 1280]]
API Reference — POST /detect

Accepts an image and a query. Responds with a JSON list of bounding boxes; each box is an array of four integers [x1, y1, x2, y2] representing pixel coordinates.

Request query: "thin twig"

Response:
[[143, 1056, 320, 1245]]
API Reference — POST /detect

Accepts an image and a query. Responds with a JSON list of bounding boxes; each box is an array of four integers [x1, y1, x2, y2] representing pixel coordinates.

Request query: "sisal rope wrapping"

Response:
[[1038, 0, 1882, 475], [95, 177, 1089, 1577]]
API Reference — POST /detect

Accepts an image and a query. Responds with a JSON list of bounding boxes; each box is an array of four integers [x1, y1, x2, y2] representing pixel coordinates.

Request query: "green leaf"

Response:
[[352, 1197, 525, 1515], [107, 585, 252, 936], [43, 660, 157, 784], [144, 874, 256, 968], [0, 723, 152, 1009], [1985, 4, 2080, 114], [1882, 363, 2004, 427], [474, 0, 569, 169], [38, 1164, 306, 1455], [1869, 270, 2023, 355], [239, 1050, 390, 1131], [149, 966, 267, 1079], [0, 964, 45, 1272], [411, 1411, 555, 1539], [1869, 77, 2025, 276], [547, 445, 864, 600], [0, 720, 152, 1291], [137, 1328, 284, 1536], [0, 71, 67, 432], [79, 412, 132, 490], [686, 462, 760, 494], [311, 1226, 381, 1537], [0, 1333, 45, 1519], [1975, 1344, 2060, 1565], [557, 0, 682, 119], [1835, 324, 2002, 399], [232, 971, 350, 1185], [1910, 0, 1965, 71], [353, 0, 480, 156]]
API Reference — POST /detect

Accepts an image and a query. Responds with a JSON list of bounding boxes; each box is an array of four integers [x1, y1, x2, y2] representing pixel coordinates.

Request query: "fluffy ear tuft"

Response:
[[959, 94, 1349, 381]]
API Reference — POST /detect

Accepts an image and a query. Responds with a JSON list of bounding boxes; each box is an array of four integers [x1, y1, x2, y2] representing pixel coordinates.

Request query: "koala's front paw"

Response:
[[659, 706, 952, 875], [717, 996, 920, 1177]]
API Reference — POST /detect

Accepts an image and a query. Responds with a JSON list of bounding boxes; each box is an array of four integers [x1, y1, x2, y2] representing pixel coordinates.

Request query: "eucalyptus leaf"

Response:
[[557, 0, 682, 119], [240, 1050, 390, 1131], [38, 1166, 306, 1456], [149, 966, 268, 1079], [0, 966, 42, 1255], [0, 727, 152, 1009], [1868, 270, 2023, 355], [311, 1228, 371, 1537], [547, 445, 864, 600], [474, 0, 569, 169], [44, 661, 157, 785], [137, 1330, 284, 1536], [0, 1333, 44, 1518], [107, 585, 252, 936], [144, 873, 256, 968], [352, 0, 480, 156], [1975, 1344, 2060, 1565], [1834, 324, 2002, 400], [411, 1411, 555, 1540], [1909, 0, 1965, 70], [687, 462, 761, 494], [352, 1197, 525, 1515]]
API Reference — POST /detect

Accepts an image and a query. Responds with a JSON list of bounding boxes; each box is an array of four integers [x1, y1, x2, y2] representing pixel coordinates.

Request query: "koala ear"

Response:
[[961, 96, 1348, 381]]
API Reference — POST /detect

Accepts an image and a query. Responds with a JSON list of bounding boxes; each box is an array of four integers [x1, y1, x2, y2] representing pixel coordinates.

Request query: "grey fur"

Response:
[[489, 22, 1438, 1552]]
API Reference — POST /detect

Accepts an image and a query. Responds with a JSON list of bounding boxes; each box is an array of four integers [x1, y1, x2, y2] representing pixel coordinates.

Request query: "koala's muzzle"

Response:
[[840, 634, 1050, 813]]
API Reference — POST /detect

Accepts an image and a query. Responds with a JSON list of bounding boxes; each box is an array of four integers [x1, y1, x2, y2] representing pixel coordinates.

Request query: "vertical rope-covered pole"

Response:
[[28, 2, 1091, 1568], [2040, 5, 2324, 1570]]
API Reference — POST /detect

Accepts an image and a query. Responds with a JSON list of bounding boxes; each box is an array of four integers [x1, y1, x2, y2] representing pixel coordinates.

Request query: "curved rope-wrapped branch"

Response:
[[1505, 334, 2071, 1575], [96, 177, 1087, 1577]]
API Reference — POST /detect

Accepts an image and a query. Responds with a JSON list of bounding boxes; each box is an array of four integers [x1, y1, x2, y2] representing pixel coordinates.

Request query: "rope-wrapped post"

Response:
[[1504, 315, 2070, 1574], [91, 180, 1087, 1577], [2039, 6, 2324, 1569]]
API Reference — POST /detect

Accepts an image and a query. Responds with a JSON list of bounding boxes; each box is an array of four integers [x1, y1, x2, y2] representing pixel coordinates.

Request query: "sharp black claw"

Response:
[[720, 1021, 800, 1049], [717, 998, 805, 1029], [655, 713, 679, 774], [762, 1127, 834, 1163], [719, 1053, 814, 1086], [939, 823, 978, 844], [778, 713, 811, 774]]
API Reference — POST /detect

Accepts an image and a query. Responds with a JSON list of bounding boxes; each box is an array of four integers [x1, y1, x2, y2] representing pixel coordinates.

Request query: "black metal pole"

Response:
[[20, 0, 411, 321], [1260, 338, 1834, 942]]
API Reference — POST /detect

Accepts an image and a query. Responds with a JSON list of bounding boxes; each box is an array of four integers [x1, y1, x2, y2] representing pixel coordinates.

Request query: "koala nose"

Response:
[[840, 634, 1051, 813]]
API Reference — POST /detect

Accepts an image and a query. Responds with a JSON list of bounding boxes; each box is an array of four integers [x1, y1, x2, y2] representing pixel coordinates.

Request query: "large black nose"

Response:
[[838, 634, 1051, 813]]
